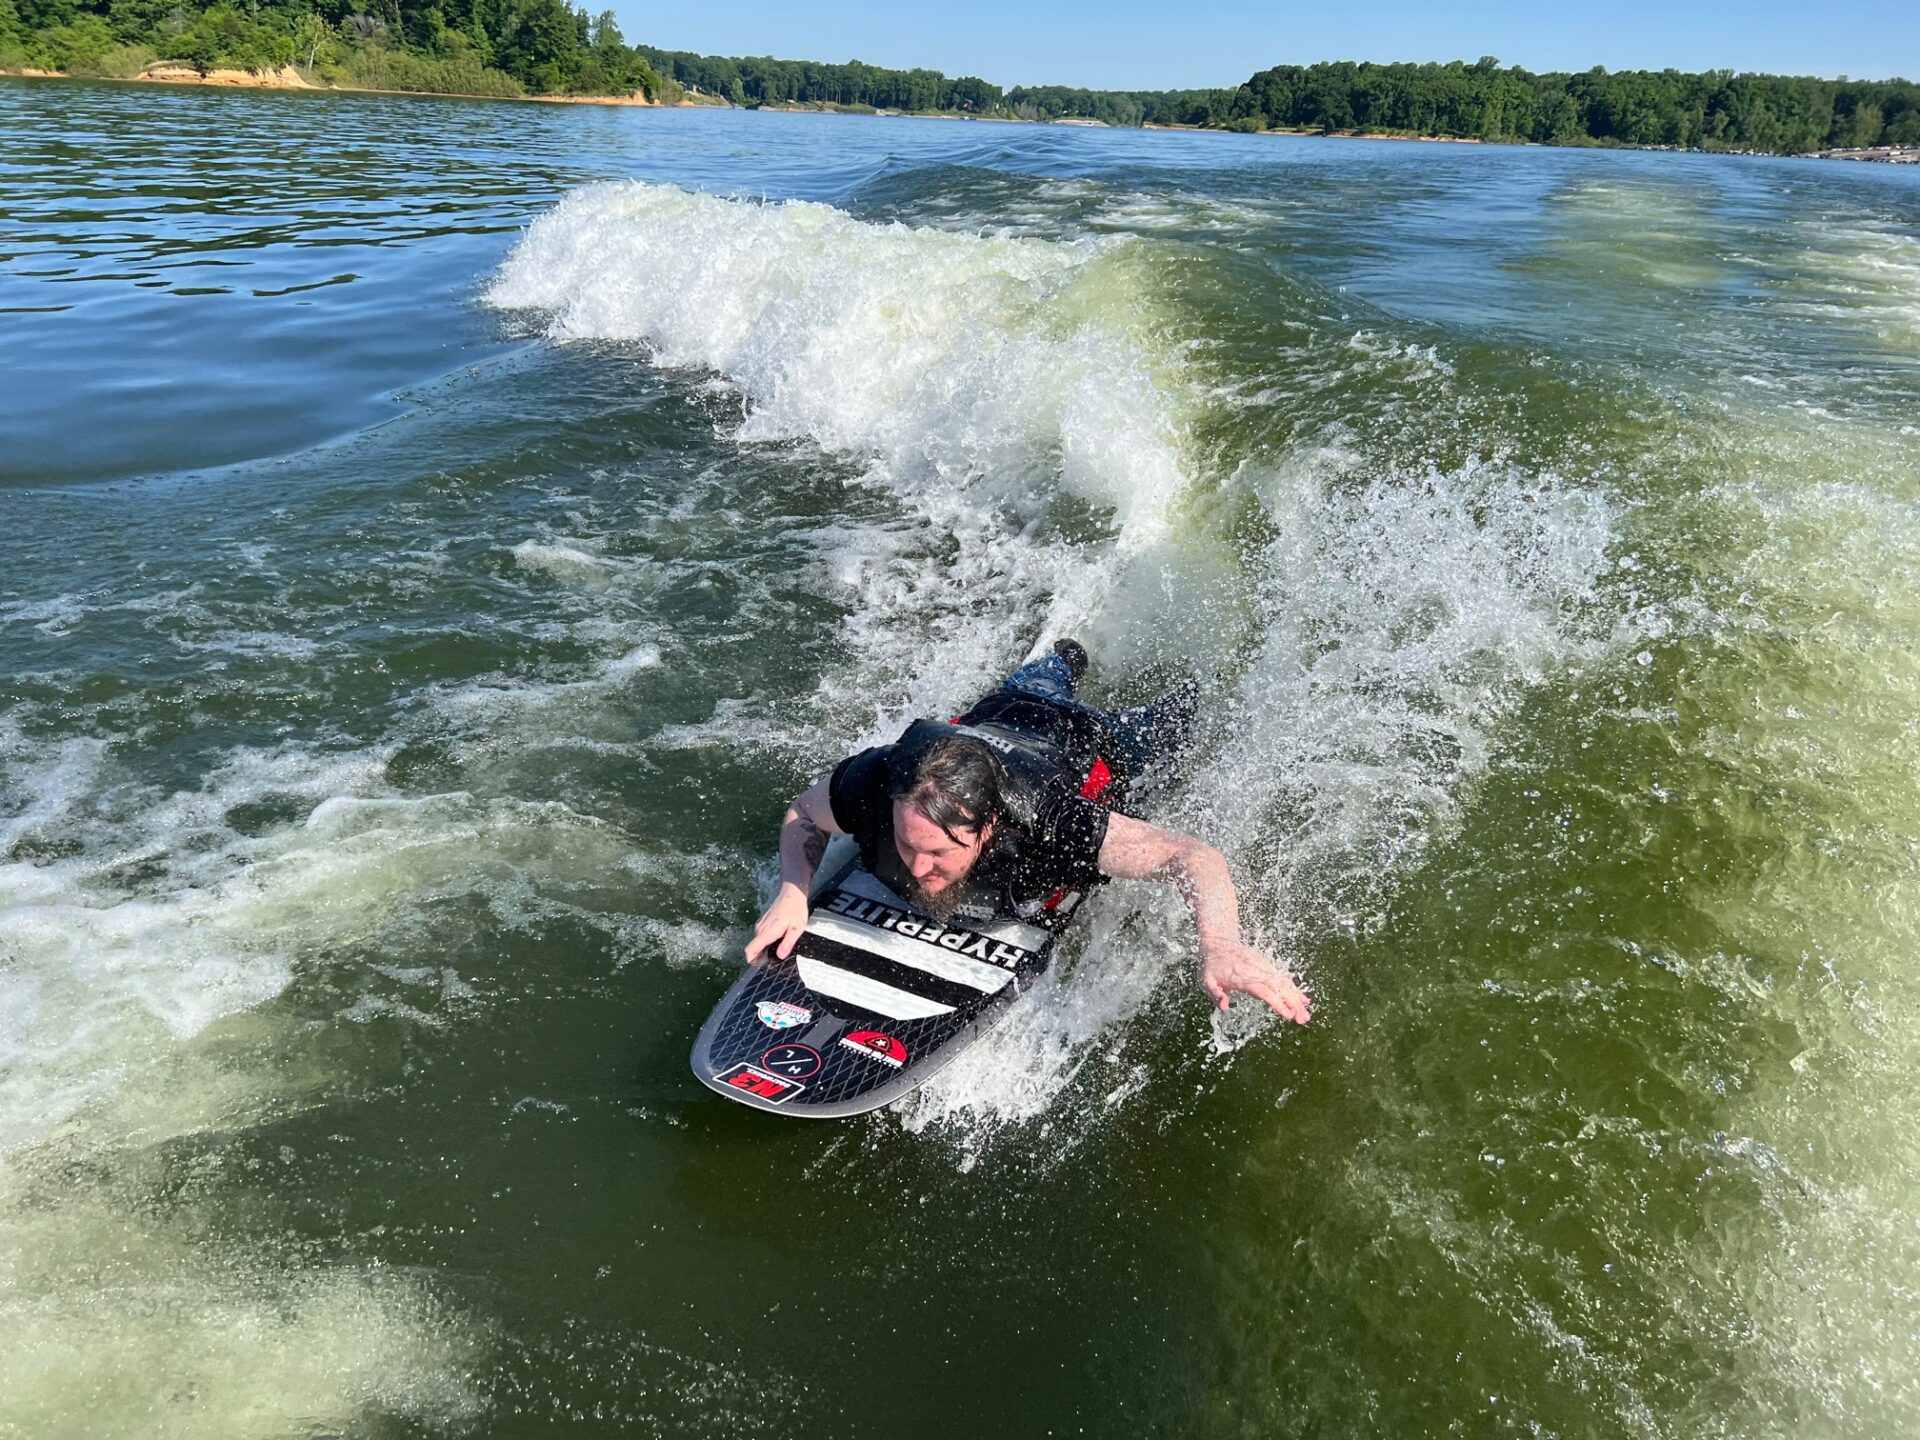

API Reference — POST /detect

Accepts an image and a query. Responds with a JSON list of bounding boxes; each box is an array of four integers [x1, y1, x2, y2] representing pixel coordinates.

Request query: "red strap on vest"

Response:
[[1078, 756, 1113, 803], [1041, 756, 1114, 912], [942, 720, 1114, 914]]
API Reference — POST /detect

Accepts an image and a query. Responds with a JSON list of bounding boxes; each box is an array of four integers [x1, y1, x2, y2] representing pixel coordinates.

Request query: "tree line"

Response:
[[628, 51, 1220, 125], [3, 1, 1916, 153], [0, 0, 680, 98], [1223, 59, 1920, 150], [633, 45, 998, 114], [583, 46, 1920, 151]]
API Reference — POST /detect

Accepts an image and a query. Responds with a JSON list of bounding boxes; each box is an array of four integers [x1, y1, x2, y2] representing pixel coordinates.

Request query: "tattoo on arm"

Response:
[[777, 782, 841, 891], [797, 817, 827, 869]]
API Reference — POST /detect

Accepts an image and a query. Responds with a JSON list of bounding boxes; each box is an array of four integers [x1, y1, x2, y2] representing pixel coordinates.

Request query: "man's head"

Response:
[[887, 735, 1006, 917]]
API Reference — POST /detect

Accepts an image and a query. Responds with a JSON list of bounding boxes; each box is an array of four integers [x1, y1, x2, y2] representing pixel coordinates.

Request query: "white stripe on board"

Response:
[[805, 913, 1013, 994], [835, 870, 1052, 953], [835, 868, 910, 909], [796, 957, 956, 1021]]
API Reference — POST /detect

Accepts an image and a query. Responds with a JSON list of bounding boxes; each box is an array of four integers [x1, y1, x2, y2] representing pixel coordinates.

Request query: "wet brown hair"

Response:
[[887, 734, 1008, 843]]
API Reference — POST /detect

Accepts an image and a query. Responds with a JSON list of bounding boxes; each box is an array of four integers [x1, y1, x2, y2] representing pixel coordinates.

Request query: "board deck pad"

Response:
[[692, 838, 1082, 1117]]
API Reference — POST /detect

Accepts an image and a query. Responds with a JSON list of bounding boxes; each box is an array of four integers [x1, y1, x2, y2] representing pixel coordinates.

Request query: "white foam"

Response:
[[173, 628, 327, 659], [612, 915, 735, 971], [484, 188, 1235, 789], [512, 539, 614, 588], [0, 1184, 486, 1439], [421, 636, 671, 759], [0, 731, 110, 861], [897, 892, 1196, 1158], [487, 186, 1194, 675], [0, 721, 585, 1434], [1194, 457, 1617, 897], [0, 593, 89, 635], [603, 642, 662, 678], [1346, 329, 1456, 378], [0, 727, 634, 1159], [900, 456, 1622, 1143]]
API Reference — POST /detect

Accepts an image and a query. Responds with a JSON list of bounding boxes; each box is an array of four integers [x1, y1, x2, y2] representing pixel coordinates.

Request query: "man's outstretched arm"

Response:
[[1095, 813, 1311, 1024], [744, 780, 842, 965]]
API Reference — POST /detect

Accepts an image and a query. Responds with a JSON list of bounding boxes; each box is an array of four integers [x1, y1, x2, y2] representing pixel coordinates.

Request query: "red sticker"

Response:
[[716, 1062, 806, 1103], [838, 1029, 908, 1069]]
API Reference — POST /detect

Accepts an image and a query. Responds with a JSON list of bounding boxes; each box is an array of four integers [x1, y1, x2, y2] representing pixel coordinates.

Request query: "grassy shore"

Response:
[[0, 58, 680, 106]]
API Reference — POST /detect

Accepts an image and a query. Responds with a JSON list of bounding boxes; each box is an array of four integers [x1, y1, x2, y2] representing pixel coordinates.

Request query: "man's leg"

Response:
[[1101, 673, 1201, 777], [1003, 639, 1197, 778], [998, 638, 1088, 703]]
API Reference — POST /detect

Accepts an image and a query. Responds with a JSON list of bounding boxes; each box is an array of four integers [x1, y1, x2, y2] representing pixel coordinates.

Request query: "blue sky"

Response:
[[619, 1, 1919, 91]]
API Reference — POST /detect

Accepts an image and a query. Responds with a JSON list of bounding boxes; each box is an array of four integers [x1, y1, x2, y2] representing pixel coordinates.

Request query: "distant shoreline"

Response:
[[0, 61, 683, 108], [7, 65, 1917, 164]]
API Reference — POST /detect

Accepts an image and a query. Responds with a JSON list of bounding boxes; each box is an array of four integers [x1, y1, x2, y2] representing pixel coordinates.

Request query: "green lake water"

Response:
[[4, 74, 1919, 1437]]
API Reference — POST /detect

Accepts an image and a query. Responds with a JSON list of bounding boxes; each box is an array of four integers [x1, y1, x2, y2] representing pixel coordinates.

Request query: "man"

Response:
[[743, 641, 1311, 1024]]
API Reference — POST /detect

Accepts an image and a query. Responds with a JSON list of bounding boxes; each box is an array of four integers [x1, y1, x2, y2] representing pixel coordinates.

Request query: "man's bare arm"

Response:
[[1096, 813, 1311, 1024], [744, 780, 843, 964]]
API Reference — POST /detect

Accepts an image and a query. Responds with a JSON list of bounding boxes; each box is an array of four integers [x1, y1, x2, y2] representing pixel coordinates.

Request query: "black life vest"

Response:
[[865, 716, 1120, 919]]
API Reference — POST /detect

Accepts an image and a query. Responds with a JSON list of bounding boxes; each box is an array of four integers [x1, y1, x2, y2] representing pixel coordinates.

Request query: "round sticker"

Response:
[[755, 1000, 812, 1030], [760, 1043, 822, 1079]]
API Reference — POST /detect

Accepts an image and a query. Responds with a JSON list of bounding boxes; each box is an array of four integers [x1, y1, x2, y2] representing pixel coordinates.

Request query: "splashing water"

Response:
[[8, 86, 1920, 1437]]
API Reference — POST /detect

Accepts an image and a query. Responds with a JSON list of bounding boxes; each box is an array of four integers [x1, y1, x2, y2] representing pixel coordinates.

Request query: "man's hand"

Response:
[[1198, 937, 1311, 1024], [744, 885, 811, 965], [745, 779, 842, 966], [1097, 814, 1312, 1026]]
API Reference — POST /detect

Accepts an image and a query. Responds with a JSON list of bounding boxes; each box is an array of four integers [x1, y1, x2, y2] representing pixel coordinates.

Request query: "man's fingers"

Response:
[[1240, 967, 1310, 1025], [1252, 976, 1289, 1020], [743, 918, 780, 964], [744, 919, 804, 966], [1274, 975, 1311, 1025], [1254, 973, 1302, 1024]]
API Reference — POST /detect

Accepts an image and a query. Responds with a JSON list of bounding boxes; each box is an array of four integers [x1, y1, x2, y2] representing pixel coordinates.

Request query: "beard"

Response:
[[902, 871, 974, 922]]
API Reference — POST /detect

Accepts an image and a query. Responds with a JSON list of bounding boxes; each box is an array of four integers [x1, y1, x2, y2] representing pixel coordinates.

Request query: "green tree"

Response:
[[1539, 90, 1582, 143], [1840, 100, 1883, 147], [30, 12, 112, 67], [463, 14, 489, 63], [292, 8, 329, 69], [17, 0, 77, 30], [492, 0, 577, 90], [102, 0, 172, 43]]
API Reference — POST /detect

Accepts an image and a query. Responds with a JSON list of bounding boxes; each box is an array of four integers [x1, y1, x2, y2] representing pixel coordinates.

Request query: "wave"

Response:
[[0, 725, 636, 1160], [488, 178, 1199, 730], [487, 181, 1633, 1149], [487, 181, 1186, 525], [0, 722, 611, 1435]]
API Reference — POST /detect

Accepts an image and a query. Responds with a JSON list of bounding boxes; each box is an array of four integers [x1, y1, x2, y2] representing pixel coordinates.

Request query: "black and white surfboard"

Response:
[[691, 835, 1088, 1118]]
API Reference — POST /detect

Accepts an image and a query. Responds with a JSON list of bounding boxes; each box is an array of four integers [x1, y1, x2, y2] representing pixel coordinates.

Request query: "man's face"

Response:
[[892, 801, 993, 918]]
